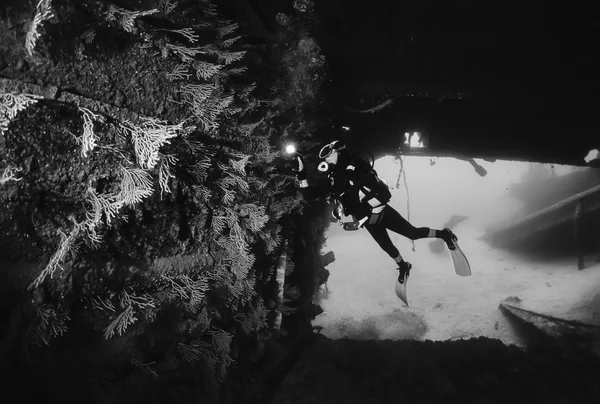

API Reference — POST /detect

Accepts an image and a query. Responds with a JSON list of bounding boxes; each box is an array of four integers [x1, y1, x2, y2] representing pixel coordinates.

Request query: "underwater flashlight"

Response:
[[285, 143, 303, 157], [285, 144, 296, 154]]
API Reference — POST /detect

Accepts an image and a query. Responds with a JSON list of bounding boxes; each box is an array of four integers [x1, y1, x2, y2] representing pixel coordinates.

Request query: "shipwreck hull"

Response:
[[500, 301, 600, 340], [509, 167, 600, 215], [499, 300, 600, 355], [482, 184, 600, 255]]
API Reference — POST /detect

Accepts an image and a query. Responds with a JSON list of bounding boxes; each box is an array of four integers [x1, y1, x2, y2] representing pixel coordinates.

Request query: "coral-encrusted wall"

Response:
[[0, 1, 331, 403]]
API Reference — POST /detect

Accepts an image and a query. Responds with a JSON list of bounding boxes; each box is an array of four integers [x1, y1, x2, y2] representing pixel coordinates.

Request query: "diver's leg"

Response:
[[364, 222, 412, 283], [364, 222, 400, 260], [380, 205, 458, 248]]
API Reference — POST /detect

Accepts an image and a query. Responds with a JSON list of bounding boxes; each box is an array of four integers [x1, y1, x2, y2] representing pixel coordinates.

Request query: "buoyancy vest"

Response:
[[330, 154, 391, 216]]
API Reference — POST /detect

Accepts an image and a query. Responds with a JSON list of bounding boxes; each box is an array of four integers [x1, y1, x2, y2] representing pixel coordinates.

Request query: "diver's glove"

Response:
[[295, 155, 306, 181], [332, 201, 343, 220], [331, 210, 340, 223]]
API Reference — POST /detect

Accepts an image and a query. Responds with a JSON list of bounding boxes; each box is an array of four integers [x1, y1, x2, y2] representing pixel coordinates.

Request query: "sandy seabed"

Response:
[[266, 224, 600, 403], [313, 222, 600, 347]]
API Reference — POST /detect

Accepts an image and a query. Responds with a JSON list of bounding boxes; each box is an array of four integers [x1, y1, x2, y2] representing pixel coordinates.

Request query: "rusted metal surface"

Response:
[[499, 300, 600, 342], [574, 199, 585, 270], [482, 184, 600, 249]]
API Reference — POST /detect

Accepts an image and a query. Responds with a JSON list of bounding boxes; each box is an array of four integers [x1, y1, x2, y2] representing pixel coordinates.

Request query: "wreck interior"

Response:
[[314, 0, 599, 166], [297, 1, 600, 400], [1, 0, 600, 403], [315, 156, 600, 339]]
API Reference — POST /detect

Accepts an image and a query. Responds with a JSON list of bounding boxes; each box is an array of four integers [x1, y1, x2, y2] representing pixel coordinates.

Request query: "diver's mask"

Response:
[[318, 141, 345, 172]]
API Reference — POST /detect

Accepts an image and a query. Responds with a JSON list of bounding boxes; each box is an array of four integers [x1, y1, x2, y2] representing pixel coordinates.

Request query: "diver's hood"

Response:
[[318, 140, 346, 159]]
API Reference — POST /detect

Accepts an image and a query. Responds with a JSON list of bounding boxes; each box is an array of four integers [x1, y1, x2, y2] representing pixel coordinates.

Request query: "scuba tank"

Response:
[[338, 151, 392, 214], [361, 151, 392, 203], [321, 143, 391, 220]]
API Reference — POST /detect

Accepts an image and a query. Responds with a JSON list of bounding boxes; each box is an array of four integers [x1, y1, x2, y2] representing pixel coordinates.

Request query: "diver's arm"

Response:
[[295, 156, 330, 200]]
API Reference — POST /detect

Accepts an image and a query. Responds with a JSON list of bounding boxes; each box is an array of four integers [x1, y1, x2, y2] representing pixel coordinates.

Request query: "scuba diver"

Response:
[[293, 140, 459, 287]]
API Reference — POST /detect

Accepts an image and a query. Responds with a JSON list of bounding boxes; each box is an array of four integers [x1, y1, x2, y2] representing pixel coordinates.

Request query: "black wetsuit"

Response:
[[299, 152, 379, 219], [299, 152, 436, 260]]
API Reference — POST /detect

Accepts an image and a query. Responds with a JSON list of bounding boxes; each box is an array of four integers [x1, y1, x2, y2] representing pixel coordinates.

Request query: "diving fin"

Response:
[[447, 241, 471, 277], [394, 262, 411, 306], [394, 278, 409, 306]]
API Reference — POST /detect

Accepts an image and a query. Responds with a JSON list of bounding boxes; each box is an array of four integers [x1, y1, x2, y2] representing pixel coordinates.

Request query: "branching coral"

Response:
[[158, 153, 178, 198], [0, 166, 23, 185], [106, 5, 158, 34], [25, 0, 54, 56], [77, 107, 105, 158], [103, 288, 155, 339], [30, 303, 69, 346], [2, 0, 326, 398], [0, 92, 42, 134], [160, 273, 210, 314], [29, 218, 84, 290], [118, 117, 184, 169]]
